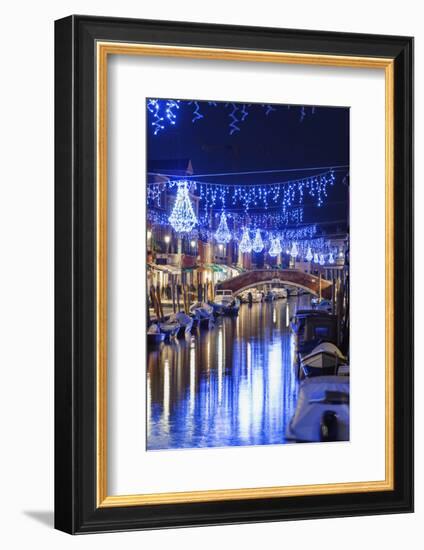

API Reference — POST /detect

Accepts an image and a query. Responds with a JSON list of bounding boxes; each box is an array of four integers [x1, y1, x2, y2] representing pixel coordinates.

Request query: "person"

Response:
[[248, 291, 253, 305]]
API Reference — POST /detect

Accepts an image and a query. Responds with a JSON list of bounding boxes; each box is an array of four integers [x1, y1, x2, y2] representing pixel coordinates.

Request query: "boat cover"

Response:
[[286, 376, 350, 442]]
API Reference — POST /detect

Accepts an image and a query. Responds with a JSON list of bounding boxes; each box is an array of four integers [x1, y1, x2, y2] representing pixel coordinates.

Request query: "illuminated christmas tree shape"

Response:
[[239, 227, 252, 253], [252, 229, 264, 253], [168, 180, 198, 233], [319, 254, 325, 265], [306, 246, 313, 262], [328, 252, 335, 264], [215, 212, 232, 244], [313, 253, 319, 263], [268, 237, 282, 257], [290, 241, 299, 258]]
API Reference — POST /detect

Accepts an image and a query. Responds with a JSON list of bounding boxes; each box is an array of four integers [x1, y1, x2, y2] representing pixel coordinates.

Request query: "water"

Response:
[[147, 294, 311, 450]]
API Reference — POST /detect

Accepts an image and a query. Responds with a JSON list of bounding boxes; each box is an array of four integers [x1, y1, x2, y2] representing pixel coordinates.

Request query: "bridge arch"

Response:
[[216, 269, 332, 298]]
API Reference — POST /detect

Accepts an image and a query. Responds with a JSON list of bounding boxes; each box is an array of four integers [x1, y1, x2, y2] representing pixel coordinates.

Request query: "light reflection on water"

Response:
[[147, 295, 310, 450]]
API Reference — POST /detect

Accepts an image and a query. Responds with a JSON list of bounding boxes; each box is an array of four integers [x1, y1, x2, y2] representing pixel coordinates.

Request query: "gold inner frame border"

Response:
[[96, 42, 394, 508]]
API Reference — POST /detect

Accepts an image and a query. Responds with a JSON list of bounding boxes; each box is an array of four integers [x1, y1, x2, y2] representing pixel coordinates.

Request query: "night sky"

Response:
[[147, 99, 349, 227]]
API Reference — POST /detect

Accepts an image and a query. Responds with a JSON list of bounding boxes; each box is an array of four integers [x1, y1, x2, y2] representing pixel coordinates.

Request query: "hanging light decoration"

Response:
[[268, 237, 282, 258], [252, 229, 264, 253], [306, 246, 313, 262], [319, 254, 325, 266], [290, 242, 299, 258], [328, 252, 335, 264], [239, 227, 252, 253], [215, 212, 232, 244], [149, 169, 339, 213], [168, 180, 198, 233], [147, 99, 318, 136], [313, 253, 319, 263]]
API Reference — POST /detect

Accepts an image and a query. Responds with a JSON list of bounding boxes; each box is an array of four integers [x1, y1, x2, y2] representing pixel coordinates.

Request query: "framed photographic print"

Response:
[[54, 15, 414, 533]]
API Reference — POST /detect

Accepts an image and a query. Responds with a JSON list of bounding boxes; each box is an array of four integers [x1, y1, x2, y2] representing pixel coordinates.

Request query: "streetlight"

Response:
[[190, 240, 196, 248], [164, 235, 171, 254]]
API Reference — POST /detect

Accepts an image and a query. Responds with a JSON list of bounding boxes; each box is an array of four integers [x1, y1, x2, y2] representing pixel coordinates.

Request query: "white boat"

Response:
[[271, 287, 288, 299], [159, 320, 180, 340], [300, 342, 347, 377], [168, 311, 193, 338], [287, 286, 300, 296], [239, 289, 263, 303], [147, 323, 165, 345], [211, 290, 241, 316], [286, 376, 350, 442], [189, 302, 214, 327]]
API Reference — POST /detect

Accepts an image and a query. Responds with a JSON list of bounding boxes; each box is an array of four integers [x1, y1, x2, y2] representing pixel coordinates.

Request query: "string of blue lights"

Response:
[[146, 98, 317, 135]]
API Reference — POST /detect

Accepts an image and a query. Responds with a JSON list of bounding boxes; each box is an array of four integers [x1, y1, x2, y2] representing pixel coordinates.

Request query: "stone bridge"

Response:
[[216, 269, 332, 298]]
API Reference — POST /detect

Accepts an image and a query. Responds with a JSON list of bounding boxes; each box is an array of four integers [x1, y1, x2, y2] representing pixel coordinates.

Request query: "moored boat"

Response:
[[287, 286, 300, 296], [168, 311, 194, 338], [271, 287, 288, 299], [286, 376, 350, 443], [300, 341, 347, 378], [211, 290, 240, 316], [290, 309, 337, 353], [314, 299, 333, 313], [239, 289, 263, 303], [264, 290, 276, 302], [290, 309, 339, 378], [189, 302, 214, 327], [147, 323, 165, 346], [159, 320, 180, 340]]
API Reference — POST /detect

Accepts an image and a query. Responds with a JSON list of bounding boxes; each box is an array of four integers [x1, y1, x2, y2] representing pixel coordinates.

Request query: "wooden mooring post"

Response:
[[171, 275, 176, 313]]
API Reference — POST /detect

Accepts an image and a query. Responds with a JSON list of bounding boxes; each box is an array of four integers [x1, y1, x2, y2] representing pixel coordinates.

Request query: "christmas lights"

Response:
[[147, 99, 164, 135], [152, 170, 337, 213], [290, 242, 299, 258], [252, 229, 264, 253], [228, 103, 240, 135], [268, 237, 282, 258], [189, 101, 204, 123], [168, 181, 198, 233], [306, 246, 313, 262], [215, 212, 232, 244], [147, 99, 320, 136], [165, 100, 180, 125], [239, 227, 253, 254]]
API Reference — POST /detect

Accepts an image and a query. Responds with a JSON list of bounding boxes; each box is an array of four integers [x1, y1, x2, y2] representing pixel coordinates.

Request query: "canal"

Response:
[[147, 293, 312, 450]]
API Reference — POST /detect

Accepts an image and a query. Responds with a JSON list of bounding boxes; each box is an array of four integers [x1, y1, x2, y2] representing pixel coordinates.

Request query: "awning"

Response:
[[148, 263, 181, 275], [206, 263, 224, 273]]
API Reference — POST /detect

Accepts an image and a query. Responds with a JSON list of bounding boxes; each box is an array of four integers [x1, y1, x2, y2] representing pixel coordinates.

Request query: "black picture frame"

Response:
[[55, 15, 414, 534]]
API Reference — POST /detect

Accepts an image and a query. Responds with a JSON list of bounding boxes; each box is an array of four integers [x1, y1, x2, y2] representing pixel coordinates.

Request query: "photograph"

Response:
[[146, 98, 350, 451]]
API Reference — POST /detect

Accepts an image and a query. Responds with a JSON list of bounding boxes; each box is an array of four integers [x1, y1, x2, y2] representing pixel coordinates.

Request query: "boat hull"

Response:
[[147, 332, 165, 346], [176, 320, 193, 338], [159, 323, 180, 340]]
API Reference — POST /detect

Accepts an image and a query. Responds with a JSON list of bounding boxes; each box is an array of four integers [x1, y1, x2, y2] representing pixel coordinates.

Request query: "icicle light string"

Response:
[[146, 99, 318, 135], [147, 170, 338, 212]]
